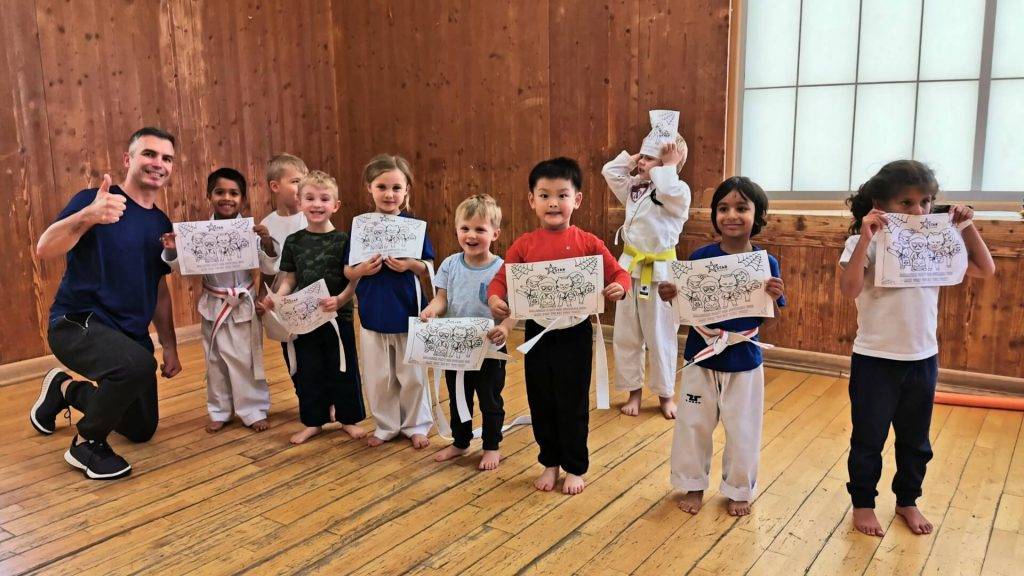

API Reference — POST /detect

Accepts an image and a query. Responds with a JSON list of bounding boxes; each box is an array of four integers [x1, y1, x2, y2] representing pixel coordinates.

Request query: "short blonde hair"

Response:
[[266, 153, 309, 183], [362, 154, 414, 211], [298, 170, 339, 200], [455, 194, 502, 229]]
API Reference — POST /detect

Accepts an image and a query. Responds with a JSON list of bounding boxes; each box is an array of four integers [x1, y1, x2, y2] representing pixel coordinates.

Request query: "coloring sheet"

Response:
[[268, 279, 336, 335], [876, 213, 967, 287], [173, 218, 259, 275], [670, 250, 773, 325], [348, 213, 427, 265], [507, 256, 604, 320], [647, 109, 680, 146], [405, 317, 494, 371]]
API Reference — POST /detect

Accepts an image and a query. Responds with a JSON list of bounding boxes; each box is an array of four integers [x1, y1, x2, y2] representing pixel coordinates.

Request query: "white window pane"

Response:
[[744, 0, 801, 88], [982, 80, 1024, 191], [858, 0, 922, 83], [740, 88, 796, 190], [919, 0, 985, 80], [798, 0, 860, 85], [851, 83, 917, 187], [793, 85, 855, 191], [914, 81, 978, 191], [993, 0, 1024, 78]]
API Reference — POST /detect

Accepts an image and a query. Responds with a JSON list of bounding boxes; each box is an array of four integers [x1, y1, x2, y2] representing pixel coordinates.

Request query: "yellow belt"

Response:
[[623, 245, 676, 299]]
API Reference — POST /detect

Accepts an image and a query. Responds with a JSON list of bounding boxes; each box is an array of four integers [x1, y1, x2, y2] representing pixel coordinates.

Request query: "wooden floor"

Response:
[[1, 332, 1023, 576]]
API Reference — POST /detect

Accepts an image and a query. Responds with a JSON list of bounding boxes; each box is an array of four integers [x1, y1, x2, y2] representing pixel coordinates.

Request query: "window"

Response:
[[736, 0, 1023, 201]]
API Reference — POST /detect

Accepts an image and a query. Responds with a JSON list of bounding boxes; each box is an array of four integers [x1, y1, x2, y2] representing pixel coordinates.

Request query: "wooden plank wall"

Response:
[[330, 0, 731, 264], [0, 0, 342, 363]]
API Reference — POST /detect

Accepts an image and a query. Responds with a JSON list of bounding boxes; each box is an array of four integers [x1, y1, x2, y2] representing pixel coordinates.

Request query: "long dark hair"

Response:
[[847, 160, 938, 234]]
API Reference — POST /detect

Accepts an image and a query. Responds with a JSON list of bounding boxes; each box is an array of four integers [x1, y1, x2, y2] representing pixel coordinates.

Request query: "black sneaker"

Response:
[[64, 435, 132, 480], [30, 368, 71, 435]]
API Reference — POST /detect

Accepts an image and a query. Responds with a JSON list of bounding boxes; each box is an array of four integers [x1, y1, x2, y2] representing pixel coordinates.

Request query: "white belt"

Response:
[[681, 325, 773, 370], [429, 345, 511, 441], [516, 314, 610, 410], [284, 318, 346, 377]]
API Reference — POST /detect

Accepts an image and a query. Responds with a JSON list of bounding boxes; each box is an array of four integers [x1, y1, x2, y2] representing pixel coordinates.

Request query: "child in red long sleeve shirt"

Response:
[[488, 157, 631, 495]]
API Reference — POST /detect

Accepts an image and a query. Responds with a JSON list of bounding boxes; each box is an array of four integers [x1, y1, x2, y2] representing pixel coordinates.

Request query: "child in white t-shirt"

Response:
[[839, 160, 994, 538], [260, 154, 309, 280]]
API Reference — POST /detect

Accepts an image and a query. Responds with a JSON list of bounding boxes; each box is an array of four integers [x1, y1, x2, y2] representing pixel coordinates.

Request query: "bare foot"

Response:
[[341, 423, 367, 439], [534, 466, 559, 491], [249, 419, 270, 432], [434, 445, 467, 462], [367, 435, 385, 447], [479, 450, 501, 470], [852, 507, 885, 537], [659, 395, 677, 420], [620, 389, 642, 416], [562, 473, 586, 495], [677, 491, 704, 514], [410, 434, 430, 449], [895, 505, 933, 535], [205, 420, 227, 433], [727, 499, 752, 516], [290, 426, 322, 444]]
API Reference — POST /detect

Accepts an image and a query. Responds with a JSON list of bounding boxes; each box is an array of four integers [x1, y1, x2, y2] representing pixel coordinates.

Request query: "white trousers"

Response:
[[670, 365, 764, 501], [359, 328, 433, 440], [613, 284, 678, 397], [202, 319, 270, 425]]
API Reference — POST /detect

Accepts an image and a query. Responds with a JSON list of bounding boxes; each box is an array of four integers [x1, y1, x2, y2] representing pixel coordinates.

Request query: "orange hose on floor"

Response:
[[934, 391, 1024, 411]]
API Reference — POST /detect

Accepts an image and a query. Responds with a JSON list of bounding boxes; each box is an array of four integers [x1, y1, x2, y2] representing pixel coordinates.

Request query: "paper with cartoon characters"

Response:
[[876, 213, 967, 287], [348, 213, 427, 265], [507, 256, 604, 320], [405, 317, 494, 371], [173, 218, 259, 275], [669, 250, 774, 325], [268, 279, 336, 335]]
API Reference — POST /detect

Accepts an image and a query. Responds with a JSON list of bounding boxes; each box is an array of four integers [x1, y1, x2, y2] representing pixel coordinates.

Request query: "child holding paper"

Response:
[[344, 154, 436, 449], [602, 110, 691, 419], [658, 176, 785, 517], [261, 170, 365, 445], [488, 157, 630, 495], [839, 160, 994, 537], [420, 194, 515, 470], [161, 168, 277, 433]]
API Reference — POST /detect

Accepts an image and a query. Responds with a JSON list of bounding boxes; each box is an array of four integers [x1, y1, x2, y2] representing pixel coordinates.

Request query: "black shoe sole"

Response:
[[29, 368, 64, 435], [64, 449, 132, 480]]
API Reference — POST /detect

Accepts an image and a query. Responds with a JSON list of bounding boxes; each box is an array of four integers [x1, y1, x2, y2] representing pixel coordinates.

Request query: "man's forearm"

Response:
[[36, 211, 95, 260]]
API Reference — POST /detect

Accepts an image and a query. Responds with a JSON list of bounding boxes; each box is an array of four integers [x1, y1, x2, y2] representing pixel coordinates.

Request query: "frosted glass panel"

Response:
[[851, 83, 916, 187], [992, 0, 1024, 78], [982, 80, 1024, 191], [858, 0, 921, 83], [740, 88, 796, 191], [744, 0, 801, 87], [793, 85, 855, 191], [919, 0, 985, 80], [798, 0, 860, 85], [914, 81, 978, 191]]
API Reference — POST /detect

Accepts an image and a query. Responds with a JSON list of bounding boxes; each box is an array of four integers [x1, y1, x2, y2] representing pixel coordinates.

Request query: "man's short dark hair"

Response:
[[207, 167, 248, 199], [127, 127, 176, 150], [528, 157, 583, 191]]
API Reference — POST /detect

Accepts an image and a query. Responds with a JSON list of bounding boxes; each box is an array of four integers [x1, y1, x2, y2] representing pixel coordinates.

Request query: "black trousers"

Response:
[[524, 320, 592, 475], [47, 313, 160, 443], [847, 353, 937, 508], [292, 320, 365, 427], [445, 351, 506, 450]]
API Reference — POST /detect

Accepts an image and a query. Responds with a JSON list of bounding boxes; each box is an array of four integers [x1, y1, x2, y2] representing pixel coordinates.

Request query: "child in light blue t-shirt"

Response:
[[420, 194, 515, 471]]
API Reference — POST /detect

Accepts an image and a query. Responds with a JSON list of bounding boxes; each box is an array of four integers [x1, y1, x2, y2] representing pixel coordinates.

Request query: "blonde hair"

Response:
[[298, 170, 339, 200], [455, 194, 502, 229], [266, 153, 309, 183], [362, 154, 414, 212], [638, 134, 688, 175]]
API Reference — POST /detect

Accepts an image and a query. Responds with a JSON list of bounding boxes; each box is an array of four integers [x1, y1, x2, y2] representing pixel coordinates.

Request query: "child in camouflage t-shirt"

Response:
[[262, 171, 367, 445]]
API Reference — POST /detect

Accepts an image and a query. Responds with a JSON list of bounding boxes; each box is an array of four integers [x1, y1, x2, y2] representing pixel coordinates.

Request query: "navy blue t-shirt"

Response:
[[48, 186, 172, 338], [682, 243, 786, 372], [344, 212, 435, 334]]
